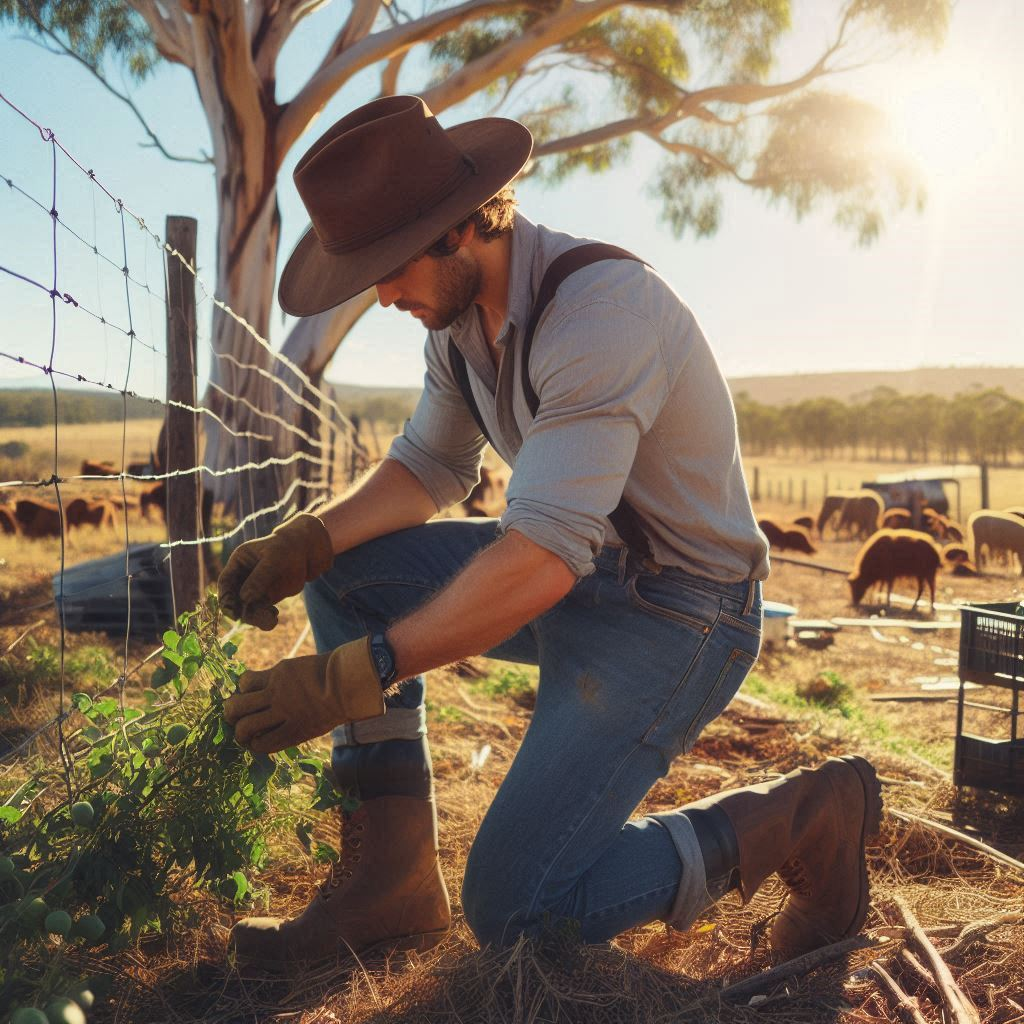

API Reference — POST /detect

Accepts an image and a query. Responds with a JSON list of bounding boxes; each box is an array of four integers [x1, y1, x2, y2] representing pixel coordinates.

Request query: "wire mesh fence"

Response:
[[0, 89, 367, 794]]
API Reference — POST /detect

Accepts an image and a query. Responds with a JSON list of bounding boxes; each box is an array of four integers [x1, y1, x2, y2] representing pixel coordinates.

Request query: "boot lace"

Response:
[[323, 810, 366, 896], [777, 857, 812, 897]]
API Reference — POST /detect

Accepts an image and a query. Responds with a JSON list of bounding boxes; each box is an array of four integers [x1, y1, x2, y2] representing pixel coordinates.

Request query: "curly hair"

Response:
[[426, 186, 518, 257]]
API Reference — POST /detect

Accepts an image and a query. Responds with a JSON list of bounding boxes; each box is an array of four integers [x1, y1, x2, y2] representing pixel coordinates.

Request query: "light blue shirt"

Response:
[[388, 213, 769, 582]]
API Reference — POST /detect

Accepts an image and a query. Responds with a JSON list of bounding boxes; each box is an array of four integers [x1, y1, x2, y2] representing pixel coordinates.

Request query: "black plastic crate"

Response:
[[955, 602, 1023, 794], [958, 602, 1024, 689]]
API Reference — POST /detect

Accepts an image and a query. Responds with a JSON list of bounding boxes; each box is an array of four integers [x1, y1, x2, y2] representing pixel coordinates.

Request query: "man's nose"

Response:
[[376, 280, 399, 308]]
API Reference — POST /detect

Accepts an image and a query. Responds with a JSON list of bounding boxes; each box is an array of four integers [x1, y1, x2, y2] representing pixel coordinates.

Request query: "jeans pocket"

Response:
[[681, 646, 757, 753], [626, 574, 718, 635]]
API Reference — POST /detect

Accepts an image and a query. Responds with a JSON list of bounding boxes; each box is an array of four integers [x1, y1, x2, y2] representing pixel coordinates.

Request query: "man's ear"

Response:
[[449, 221, 476, 250]]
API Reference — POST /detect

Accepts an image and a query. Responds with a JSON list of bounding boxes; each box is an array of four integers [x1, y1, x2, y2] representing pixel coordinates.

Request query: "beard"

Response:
[[404, 250, 481, 330]]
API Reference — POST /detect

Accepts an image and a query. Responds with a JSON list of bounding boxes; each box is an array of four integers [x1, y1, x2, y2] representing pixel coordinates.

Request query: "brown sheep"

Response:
[[968, 510, 1024, 575], [836, 491, 884, 540], [462, 465, 510, 518], [14, 498, 62, 538], [757, 519, 816, 554], [0, 504, 17, 535], [882, 507, 912, 530], [941, 544, 971, 566], [792, 515, 814, 532], [65, 497, 116, 529], [816, 491, 858, 537], [140, 481, 166, 522], [848, 529, 941, 612], [80, 459, 119, 477]]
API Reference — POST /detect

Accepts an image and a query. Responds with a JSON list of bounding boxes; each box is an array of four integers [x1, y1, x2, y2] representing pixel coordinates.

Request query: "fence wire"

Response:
[[0, 89, 368, 787]]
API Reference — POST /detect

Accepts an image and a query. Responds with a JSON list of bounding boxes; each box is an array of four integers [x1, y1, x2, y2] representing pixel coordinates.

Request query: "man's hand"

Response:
[[217, 513, 334, 630], [222, 638, 386, 754]]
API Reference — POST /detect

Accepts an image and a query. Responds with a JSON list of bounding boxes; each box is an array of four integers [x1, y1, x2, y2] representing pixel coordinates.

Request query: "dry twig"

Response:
[[891, 809, 1024, 876], [872, 960, 930, 1024], [894, 894, 981, 1024]]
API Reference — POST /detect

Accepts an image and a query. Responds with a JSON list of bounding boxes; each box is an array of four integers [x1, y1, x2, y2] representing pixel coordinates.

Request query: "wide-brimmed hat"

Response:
[[278, 95, 533, 317]]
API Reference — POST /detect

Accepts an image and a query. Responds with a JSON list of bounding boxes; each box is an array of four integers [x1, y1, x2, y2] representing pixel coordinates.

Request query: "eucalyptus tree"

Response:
[[1, 0, 950, 519]]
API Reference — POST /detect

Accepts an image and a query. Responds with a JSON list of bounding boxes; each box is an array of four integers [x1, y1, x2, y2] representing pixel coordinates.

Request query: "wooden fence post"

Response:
[[164, 216, 202, 619], [979, 462, 990, 510], [752, 466, 760, 502]]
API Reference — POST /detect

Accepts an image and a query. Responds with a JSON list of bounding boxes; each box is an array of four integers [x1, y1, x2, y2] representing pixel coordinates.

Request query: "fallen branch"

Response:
[[890, 809, 1024, 876], [872, 960, 930, 1024], [893, 895, 980, 1024], [900, 948, 936, 990], [720, 936, 875, 1002]]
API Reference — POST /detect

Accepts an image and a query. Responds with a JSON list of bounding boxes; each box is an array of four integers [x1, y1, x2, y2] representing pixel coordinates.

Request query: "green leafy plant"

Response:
[[0, 592, 355, 1020]]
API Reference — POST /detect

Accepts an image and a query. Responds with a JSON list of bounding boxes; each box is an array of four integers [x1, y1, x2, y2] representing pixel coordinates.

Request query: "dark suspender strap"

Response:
[[448, 242, 654, 560], [448, 336, 495, 449]]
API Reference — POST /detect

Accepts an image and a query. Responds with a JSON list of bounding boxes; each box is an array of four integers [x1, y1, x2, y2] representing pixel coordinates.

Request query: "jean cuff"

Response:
[[331, 705, 426, 746], [647, 811, 710, 931]]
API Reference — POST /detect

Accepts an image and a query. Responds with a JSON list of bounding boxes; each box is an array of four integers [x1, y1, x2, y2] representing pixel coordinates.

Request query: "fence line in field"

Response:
[[0, 89, 360, 788]]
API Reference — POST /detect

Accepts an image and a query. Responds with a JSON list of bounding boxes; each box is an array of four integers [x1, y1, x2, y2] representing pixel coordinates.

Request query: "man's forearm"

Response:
[[317, 458, 440, 554], [387, 529, 577, 681]]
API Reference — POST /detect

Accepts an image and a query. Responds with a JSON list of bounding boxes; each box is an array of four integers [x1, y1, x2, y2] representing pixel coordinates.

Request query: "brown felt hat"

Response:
[[278, 95, 533, 317]]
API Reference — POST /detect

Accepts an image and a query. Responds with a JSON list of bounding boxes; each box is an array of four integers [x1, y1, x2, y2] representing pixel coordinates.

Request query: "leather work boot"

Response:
[[229, 795, 450, 967], [688, 755, 883, 960]]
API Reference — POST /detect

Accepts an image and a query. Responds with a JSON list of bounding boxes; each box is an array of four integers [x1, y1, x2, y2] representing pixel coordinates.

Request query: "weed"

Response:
[[473, 666, 536, 700]]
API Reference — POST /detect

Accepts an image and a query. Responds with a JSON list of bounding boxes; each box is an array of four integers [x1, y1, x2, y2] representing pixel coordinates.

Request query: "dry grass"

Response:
[[1, 472, 1023, 1022]]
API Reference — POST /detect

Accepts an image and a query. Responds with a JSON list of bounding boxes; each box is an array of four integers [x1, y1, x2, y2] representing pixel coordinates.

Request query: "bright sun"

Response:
[[884, 64, 1004, 193]]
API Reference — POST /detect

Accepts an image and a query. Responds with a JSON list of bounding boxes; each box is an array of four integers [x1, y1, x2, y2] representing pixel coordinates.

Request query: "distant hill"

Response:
[[726, 366, 1024, 405]]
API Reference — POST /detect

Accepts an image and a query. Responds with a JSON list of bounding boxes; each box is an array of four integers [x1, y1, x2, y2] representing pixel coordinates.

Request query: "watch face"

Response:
[[371, 638, 395, 683]]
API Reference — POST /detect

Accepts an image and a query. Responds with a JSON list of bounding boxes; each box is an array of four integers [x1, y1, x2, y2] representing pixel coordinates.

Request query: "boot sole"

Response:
[[833, 754, 883, 938], [231, 927, 449, 974]]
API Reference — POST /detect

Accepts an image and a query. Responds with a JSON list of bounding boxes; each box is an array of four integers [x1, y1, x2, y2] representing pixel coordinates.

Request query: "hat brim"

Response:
[[278, 118, 532, 317]]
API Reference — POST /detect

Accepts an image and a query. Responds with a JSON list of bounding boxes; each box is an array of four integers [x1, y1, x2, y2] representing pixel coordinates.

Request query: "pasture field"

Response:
[[743, 453, 1024, 523], [0, 483, 1022, 1021]]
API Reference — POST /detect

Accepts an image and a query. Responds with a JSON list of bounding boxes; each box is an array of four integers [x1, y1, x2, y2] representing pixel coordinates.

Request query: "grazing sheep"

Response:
[[65, 497, 116, 529], [758, 518, 816, 554], [882, 507, 912, 530], [80, 459, 119, 477], [816, 491, 858, 537], [140, 481, 166, 522], [792, 515, 814, 532], [836, 491, 884, 540], [14, 498, 62, 538], [848, 528, 941, 612], [941, 544, 971, 566], [968, 510, 1024, 575], [0, 505, 17, 535], [462, 465, 510, 518]]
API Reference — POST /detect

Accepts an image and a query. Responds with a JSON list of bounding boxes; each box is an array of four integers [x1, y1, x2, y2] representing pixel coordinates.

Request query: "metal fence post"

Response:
[[164, 216, 202, 618]]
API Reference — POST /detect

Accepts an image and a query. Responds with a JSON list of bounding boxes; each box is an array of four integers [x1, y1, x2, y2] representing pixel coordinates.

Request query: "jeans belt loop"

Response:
[[743, 578, 756, 616], [641, 556, 663, 574]]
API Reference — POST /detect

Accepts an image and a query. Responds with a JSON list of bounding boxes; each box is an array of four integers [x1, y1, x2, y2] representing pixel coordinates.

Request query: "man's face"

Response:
[[375, 246, 481, 331]]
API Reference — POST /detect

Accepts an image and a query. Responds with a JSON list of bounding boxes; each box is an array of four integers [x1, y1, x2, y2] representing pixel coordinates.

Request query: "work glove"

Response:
[[217, 513, 334, 630], [223, 637, 386, 754]]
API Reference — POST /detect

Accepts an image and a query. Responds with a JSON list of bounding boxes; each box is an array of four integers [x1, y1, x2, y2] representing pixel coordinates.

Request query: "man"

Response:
[[219, 95, 882, 966]]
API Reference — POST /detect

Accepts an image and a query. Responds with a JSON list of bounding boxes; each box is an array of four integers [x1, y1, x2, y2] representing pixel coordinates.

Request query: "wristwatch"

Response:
[[369, 632, 397, 688]]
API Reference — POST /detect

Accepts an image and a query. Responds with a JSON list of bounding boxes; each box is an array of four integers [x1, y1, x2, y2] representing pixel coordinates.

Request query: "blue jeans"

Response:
[[304, 519, 761, 946]]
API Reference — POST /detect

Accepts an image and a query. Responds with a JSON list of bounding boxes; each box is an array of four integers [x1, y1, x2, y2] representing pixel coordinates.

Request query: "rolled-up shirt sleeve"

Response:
[[387, 332, 487, 511], [499, 300, 670, 577]]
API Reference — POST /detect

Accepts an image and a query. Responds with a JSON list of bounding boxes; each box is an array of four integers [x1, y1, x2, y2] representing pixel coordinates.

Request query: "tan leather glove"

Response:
[[222, 637, 386, 754], [217, 513, 333, 630]]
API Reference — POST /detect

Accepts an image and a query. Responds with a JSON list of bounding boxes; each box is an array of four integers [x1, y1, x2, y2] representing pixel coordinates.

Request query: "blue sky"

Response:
[[0, 1, 1021, 396]]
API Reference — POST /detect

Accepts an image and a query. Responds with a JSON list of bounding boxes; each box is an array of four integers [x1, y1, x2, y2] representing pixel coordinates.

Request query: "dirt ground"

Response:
[[1, 510, 1022, 1023]]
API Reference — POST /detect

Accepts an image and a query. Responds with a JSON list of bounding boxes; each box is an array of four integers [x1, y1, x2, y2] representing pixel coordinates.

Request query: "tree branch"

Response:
[[127, 0, 195, 66], [16, 9, 211, 166], [276, 0, 539, 158]]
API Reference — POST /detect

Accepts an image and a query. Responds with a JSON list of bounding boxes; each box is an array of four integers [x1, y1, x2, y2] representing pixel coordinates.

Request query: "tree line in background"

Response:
[[735, 386, 1024, 465], [0, 390, 163, 428]]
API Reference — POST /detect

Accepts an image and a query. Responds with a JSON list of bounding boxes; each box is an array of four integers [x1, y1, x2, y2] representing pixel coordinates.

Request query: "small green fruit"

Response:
[[11, 1008, 49, 1024], [74, 913, 106, 943], [0, 855, 15, 878], [70, 801, 95, 827], [166, 723, 189, 745], [44, 998, 87, 1024], [44, 909, 73, 937], [23, 896, 48, 922], [67, 988, 94, 1011]]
